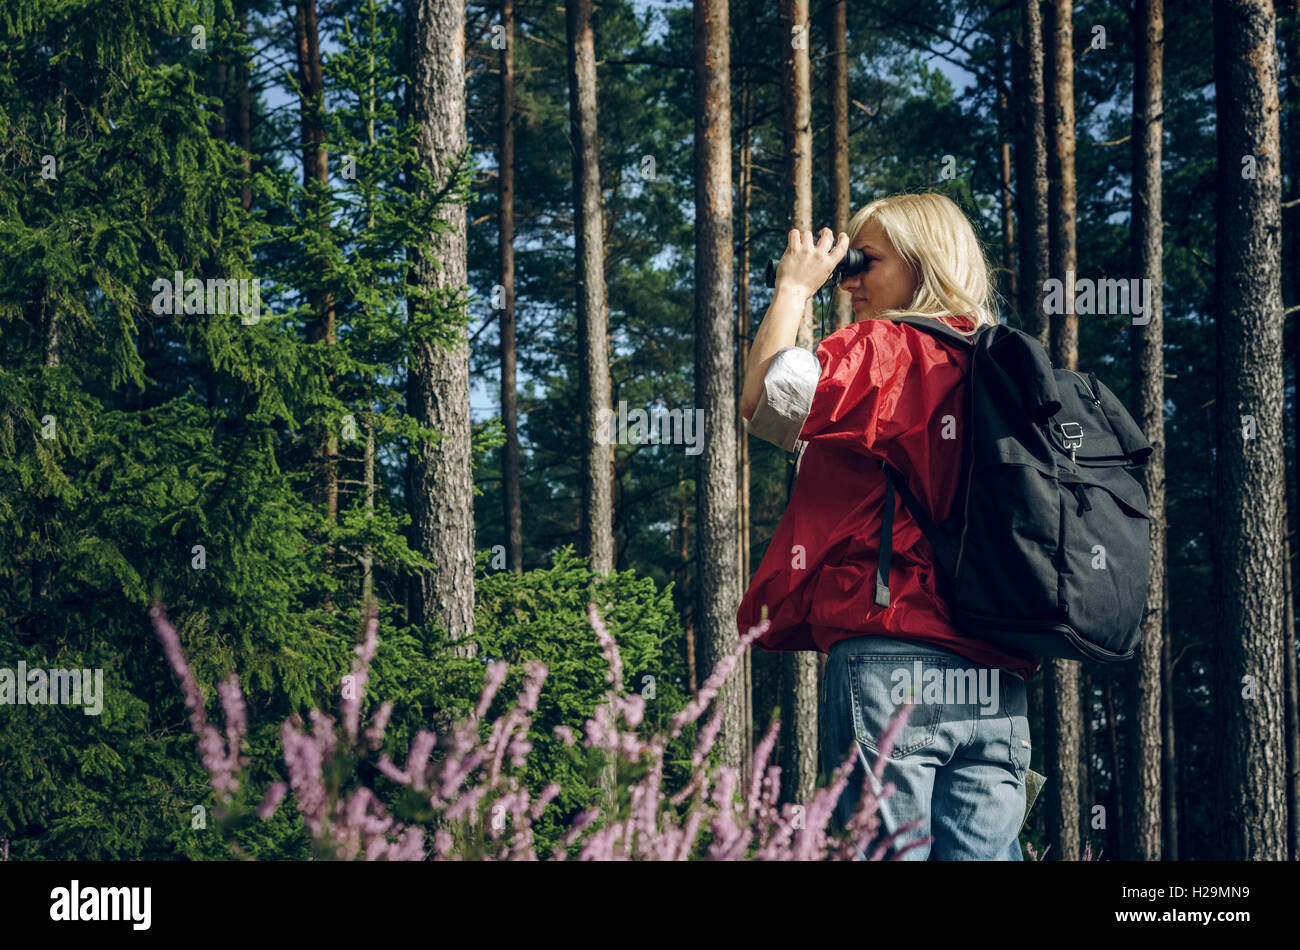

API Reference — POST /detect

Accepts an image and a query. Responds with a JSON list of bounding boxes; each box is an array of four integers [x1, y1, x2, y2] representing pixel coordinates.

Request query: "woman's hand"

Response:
[[773, 227, 850, 299]]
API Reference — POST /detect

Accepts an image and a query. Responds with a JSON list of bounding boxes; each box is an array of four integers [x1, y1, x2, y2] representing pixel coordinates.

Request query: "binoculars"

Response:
[[764, 246, 868, 290]]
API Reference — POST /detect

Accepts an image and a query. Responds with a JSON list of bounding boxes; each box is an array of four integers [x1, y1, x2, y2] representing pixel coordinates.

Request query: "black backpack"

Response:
[[789, 316, 1153, 664]]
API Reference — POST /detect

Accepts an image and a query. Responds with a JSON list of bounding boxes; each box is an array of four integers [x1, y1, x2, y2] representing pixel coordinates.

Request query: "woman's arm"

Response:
[[740, 228, 848, 420]]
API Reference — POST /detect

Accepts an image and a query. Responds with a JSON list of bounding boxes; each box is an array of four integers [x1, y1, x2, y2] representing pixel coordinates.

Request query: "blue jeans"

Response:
[[819, 634, 1029, 860]]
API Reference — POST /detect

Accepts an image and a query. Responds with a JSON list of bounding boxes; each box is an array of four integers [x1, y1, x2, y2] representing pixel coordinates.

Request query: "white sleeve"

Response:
[[744, 345, 821, 453]]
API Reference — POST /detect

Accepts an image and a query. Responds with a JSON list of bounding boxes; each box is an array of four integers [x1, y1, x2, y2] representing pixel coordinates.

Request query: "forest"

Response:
[[0, 0, 1295, 864]]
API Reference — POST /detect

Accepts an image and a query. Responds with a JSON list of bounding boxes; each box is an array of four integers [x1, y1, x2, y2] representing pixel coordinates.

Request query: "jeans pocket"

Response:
[[848, 654, 946, 758]]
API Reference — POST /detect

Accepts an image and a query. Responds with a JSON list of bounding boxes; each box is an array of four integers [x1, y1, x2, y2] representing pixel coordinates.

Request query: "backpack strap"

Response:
[[874, 460, 954, 608], [873, 464, 896, 608]]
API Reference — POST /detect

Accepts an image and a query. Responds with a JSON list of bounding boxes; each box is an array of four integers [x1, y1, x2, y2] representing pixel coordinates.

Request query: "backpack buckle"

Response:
[[1059, 421, 1084, 462]]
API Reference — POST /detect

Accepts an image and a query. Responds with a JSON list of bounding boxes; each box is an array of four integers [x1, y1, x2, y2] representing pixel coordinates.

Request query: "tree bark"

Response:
[[827, 0, 853, 331], [996, 37, 1017, 315], [236, 5, 252, 212], [407, 0, 476, 649], [693, 0, 741, 779], [1013, 0, 1050, 346], [1043, 0, 1081, 861], [1162, 581, 1177, 859], [777, 0, 820, 808], [1211, 0, 1287, 860], [1288, 6, 1300, 863], [780, 0, 815, 350], [737, 71, 756, 789], [499, 0, 523, 573], [1125, 0, 1166, 862], [294, 0, 338, 525], [565, 0, 613, 577]]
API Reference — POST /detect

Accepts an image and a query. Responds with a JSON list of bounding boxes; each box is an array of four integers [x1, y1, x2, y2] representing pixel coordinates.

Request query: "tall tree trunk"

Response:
[[827, 0, 853, 331], [1284, 0, 1300, 866], [1103, 672, 1124, 851], [678, 477, 697, 694], [1125, 0, 1166, 862], [780, 0, 815, 350], [737, 72, 755, 788], [1162, 582, 1177, 859], [1013, 0, 1050, 345], [236, 6, 252, 212], [1284, 529, 1299, 860], [1044, 0, 1081, 861], [777, 0, 820, 808], [407, 0, 475, 650], [694, 0, 741, 778], [294, 0, 338, 525], [996, 37, 1017, 315], [1080, 672, 1095, 841], [499, 0, 523, 573], [565, 0, 613, 577], [1211, 0, 1287, 860]]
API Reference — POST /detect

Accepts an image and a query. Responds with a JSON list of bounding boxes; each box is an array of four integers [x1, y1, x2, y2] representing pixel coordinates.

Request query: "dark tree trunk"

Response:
[[1211, 0, 1287, 860], [777, 0, 820, 807], [737, 72, 756, 787], [1013, 0, 1050, 345], [827, 0, 853, 331], [1043, 0, 1081, 861], [996, 37, 1017, 314], [693, 0, 741, 776], [499, 0, 523, 573], [294, 0, 338, 525], [1162, 583, 1177, 859], [565, 0, 613, 576], [407, 0, 476, 648], [1125, 0, 1166, 862]]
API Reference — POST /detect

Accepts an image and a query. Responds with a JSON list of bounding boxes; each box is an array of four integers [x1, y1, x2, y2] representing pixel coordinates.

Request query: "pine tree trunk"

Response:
[[1013, 0, 1050, 346], [1162, 583, 1177, 859], [499, 0, 523, 574], [777, 0, 821, 808], [294, 0, 338, 525], [828, 0, 853, 331], [1044, 0, 1081, 861], [1211, 0, 1287, 860], [236, 6, 252, 212], [1104, 672, 1124, 852], [737, 74, 756, 788], [693, 0, 741, 778], [780, 0, 815, 350], [996, 39, 1017, 314], [565, 0, 613, 577], [1284, 528, 1299, 860], [407, 0, 475, 650], [1125, 0, 1166, 862], [678, 479, 696, 694]]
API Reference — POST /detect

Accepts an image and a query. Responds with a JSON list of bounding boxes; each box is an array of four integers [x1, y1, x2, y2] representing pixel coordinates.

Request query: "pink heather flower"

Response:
[[475, 660, 509, 720], [365, 701, 394, 750], [257, 781, 288, 819], [342, 607, 379, 741], [552, 725, 575, 746], [150, 604, 207, 734], [405, 729, 437, 792], [586, 603, 623, 687]]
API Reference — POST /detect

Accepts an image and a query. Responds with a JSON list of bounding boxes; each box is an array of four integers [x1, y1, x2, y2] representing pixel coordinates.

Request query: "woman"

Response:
[[737, 192, 1038, 861]]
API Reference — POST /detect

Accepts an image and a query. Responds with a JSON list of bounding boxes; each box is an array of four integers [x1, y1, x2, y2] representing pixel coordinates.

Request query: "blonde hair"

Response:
[[844, 191, 1000, 334]]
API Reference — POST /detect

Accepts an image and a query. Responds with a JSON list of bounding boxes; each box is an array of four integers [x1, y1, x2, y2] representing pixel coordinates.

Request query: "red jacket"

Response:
[[737, 314, 1040, 682]]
